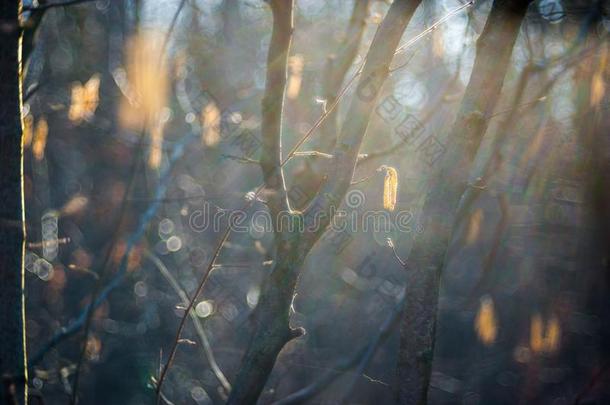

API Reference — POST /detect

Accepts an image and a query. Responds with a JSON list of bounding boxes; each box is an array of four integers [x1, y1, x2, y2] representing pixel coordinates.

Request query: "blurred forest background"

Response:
[[12, 0, 610, 403]]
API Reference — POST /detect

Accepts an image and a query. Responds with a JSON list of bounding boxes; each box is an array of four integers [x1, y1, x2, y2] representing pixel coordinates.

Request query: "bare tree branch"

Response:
[[302, 0, 423, 248], [153, 2, 374, 397], [259, 0, 294, 220], [157, 2, 474, 402], [144, 251, 231, 397]]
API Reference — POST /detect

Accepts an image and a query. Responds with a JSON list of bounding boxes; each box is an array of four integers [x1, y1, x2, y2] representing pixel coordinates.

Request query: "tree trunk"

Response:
[[396, 1, 531, 404], [0, 1, 27, 404], [228, 1, 422, 403]]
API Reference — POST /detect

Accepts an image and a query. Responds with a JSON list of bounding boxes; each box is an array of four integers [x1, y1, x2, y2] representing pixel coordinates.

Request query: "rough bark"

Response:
[[228, 1, 422, 403], [396, 1, 531, 404], [0, 0, 27, 403]]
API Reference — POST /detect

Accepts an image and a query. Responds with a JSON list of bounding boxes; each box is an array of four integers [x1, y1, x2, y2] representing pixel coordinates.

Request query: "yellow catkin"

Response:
[[590, 73, 605, 107], [545, 315, 561, 353], [69, 74, 101, 123], [591, 46, 607, 107], [287, 54, 303, 100], [32, 117, 49, 161], [530, 314, 544, 353], [383, 166, 398, 211], [23, 114, 34, 147], [201, 102, 221, 147], [69, 84, 83, 122], [530, 313, 561, 354], [475, 296, 497, 345]]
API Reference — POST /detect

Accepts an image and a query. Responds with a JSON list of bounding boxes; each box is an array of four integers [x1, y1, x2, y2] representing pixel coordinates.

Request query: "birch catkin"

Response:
[[32, 117, 48, 161], [383, 166, 398, 211], [530, 314, 561, 353], [475, 296, 497, 345], [201, 102, 221, 147]]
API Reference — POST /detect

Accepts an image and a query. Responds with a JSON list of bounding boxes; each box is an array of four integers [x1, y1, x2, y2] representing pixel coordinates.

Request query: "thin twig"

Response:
[[292, 151, 334, 159], [393, 1, 475, 56], [387, 239, 408, 269], [144, 250, 231, 395], [220, 154, 260, 164], [351, 172, 377, 185], [213, 261, 273, 269], [154, 217, 233, 404]]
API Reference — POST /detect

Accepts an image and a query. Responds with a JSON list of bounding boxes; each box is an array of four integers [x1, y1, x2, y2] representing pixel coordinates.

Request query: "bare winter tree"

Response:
[[10, 0, 610, 403], [396, 1, 532, 404], [0, 0, 27, 403], [227, 0, 423, 403]]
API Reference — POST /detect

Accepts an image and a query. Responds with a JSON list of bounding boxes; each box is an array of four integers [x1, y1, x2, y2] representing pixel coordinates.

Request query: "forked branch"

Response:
[[227, 1, 423, 403]]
